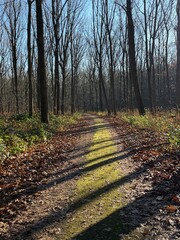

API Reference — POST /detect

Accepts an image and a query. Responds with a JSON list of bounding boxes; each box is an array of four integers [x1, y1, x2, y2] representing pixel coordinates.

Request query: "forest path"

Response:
[[1, 114, 179, 240], [1, 114, 131, 240], [58, 116, 126, 240]]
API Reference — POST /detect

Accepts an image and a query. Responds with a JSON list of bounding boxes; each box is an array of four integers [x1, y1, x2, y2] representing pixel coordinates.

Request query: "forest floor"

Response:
[[0, 114, 179, 240]]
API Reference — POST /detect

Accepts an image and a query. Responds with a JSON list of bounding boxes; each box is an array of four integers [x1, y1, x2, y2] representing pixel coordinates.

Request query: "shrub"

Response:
[[0, 112, 82, 163], [0, 137, 6, 164], [120, 110, 179, 147], [3, 134, 27, 155], [168, 126, 180, 146]]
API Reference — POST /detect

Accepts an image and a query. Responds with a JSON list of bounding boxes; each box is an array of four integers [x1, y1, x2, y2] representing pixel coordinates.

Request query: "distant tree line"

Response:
[[0, 0, 179, 122]]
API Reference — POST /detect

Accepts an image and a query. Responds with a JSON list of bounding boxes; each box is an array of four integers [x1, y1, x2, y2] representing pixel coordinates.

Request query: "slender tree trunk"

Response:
[[125, 50, 129, 107], [107, 31, 116, 115], [71, 54, 75, 114], [152, 56, 156, 110], [70, 35, 76, 115], [99, 76, 103, 111], [0, 74, 3, 114], [144, 0, 153, 112], [12, 44, 19, 114], [37, 65, 41, 111], [165, 30, 170, 104], [129, 71, 133, 110], [177, 0, 180, 108], [99, 65, 111, 115], [110, 64, 116, 115], [36, 0, 49, 123], [27, 0, 33, 117], [127, 0, 145, 115], [104, 0, 116, 115], [52, 0, 60, 115], [61, 67, 66, 115], [55, 42, 60, 114]]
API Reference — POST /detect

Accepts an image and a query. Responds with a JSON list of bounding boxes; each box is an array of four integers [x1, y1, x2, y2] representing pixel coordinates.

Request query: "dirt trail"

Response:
[[2, 115, 178, 240], [58, 116, 126, 239], [1, 115, 131, 240]]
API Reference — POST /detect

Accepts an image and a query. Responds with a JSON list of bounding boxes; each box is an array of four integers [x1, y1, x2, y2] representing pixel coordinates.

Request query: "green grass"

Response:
[[120, 110, 180, 147], [0, 112, 81, 163], [96, 110, 180, 147]]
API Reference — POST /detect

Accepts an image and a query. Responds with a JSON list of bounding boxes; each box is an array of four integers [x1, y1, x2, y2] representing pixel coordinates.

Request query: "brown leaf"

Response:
[[172, 195, 180, 204], [165, 205, 177, 213]]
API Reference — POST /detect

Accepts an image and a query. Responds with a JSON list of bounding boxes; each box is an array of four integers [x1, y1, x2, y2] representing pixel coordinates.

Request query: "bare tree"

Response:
[[177, 0, 180, 107], [161, 1, 174, 104], [126, 0, 145, 115], [59, 0, 72, 114], [103, 0, 117, 115], [70, 32, 84, 114], [51, 0, 68, 114], [5, 0, 22, 113], [142, 0, 164, 111], [92, 0, 111, 114], [0, 8, 7, 114], [27, 0, 34, 117], [36, 0, 49, 123], [59, 0, 83, 114]]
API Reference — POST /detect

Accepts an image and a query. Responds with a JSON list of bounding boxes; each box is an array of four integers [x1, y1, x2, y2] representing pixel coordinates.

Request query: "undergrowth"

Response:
[[97, 110, 180, 147], [120, 110, 180, 147], [0, 112, 81, 163]]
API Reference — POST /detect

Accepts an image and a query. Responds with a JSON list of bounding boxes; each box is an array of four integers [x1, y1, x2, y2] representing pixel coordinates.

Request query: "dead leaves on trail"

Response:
[[104, 116, 180, 211], [172, 195, 180, 204], [0, 127, 80, 226], [165, 205, 178, 213], [132, 148, 179, 188]]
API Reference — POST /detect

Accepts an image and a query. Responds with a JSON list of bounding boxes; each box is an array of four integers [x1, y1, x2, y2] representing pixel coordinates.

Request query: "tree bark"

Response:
[[61, 67, 66, 115], [177, 0, 180, 108], [27, 0, 33, 117], [36, 0, 49, 123], [126, 0, 145, 115], [99, 64, 111, 115], [104, 0, 116, 115], [52, 0, 60, 115]]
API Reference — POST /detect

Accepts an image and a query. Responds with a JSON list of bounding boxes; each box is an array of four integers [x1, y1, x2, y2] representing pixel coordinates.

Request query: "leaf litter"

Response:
[[104, 115, 180, 240], [0, 114, 179, 240], [0, 119, 87, 239]]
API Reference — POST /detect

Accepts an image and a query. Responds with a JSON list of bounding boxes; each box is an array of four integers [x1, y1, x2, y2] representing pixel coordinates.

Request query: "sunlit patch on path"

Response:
[[59, 117, 125, 239]]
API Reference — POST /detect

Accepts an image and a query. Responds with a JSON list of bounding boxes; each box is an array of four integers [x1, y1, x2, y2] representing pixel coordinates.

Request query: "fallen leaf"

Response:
[[172, 195, 180, 204], [165, 205, 177, 213]]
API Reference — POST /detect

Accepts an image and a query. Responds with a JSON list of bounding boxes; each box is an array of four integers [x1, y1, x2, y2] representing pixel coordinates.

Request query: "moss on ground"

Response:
[[59, 118, 125, 240]]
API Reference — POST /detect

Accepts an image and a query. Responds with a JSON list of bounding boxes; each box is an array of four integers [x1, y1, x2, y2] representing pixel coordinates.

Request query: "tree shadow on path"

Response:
[[3, 150, 179, 240], [2, 115, 179, 240]]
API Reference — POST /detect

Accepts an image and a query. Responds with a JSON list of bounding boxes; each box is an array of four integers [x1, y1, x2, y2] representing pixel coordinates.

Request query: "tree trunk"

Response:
[[70, 37, 75, 115], [177, 0, 180, 108], [144, 0, 153, 112], [55, 42, 60, 114], [36, 0, 49, 123], [61, 67, 66, 115], [165, 29, 170, 104], [27, 0, 33, 117], [71, 60, 75, 114], [12, 44, 19, 114], [99, 76, 103, 112], [52, 0, 60, 115], [127, 0, 145, 115], [99, 65, 111, 115]]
